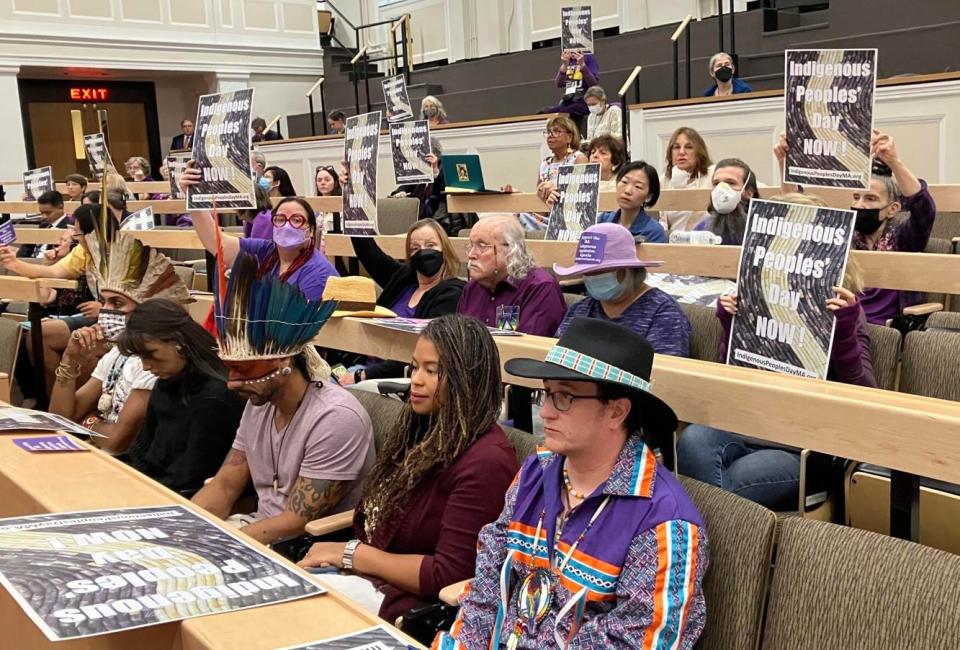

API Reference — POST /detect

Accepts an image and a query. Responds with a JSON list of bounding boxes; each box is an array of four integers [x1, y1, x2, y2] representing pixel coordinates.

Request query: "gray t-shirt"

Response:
[[232, 381, 376, 520]]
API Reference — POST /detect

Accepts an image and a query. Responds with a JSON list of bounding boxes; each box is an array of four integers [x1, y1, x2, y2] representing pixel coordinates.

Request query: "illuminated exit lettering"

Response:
[[69, 88, 109, 101]]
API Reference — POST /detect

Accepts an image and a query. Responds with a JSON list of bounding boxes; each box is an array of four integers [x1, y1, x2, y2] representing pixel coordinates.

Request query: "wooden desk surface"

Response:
[[0, 433, 416, 649], [314, 318, 960, 486]]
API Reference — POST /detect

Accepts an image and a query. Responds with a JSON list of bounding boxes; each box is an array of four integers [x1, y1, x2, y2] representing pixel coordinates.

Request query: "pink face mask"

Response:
[[273, 223, 307, 248]]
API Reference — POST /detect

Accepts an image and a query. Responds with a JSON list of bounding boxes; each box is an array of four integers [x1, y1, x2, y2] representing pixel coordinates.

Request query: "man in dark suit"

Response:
[[251, 117, 282, 142], [17, 191, 71, 259], [169, 119, 195, 151]]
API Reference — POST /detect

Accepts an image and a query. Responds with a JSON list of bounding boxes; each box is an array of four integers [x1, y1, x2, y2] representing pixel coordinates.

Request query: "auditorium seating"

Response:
[[678, 476, 775, 650], [847, 325, 960, 552], [376, 197, 422, 235], [680, 302, 724, 363], [760, 517, 960, 650]]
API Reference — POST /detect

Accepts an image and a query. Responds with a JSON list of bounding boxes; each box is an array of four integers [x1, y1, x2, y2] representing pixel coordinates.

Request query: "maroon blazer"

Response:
[[354, 424, 520, 622]]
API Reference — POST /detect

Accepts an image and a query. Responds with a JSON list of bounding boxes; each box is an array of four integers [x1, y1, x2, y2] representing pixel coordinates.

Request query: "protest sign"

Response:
[[0, 505, 323, 641], [342, 111, 382, 236], [545, 162, 601, 241], [14, 435, 87, 453], [165, 153, 190, 199], [83, 134, 114, 179], [727, 199, 856, 380], [380, 75, 414, 123], [119, 206, 155, 231], [22, 166, 54, 201], [389, 120, 433, 185], [187, 88, 256, 210], [0, 221, 16, 246], [783, 49, 878, 189], [275, 624, 412, 650], [561, 6, 593, 52]]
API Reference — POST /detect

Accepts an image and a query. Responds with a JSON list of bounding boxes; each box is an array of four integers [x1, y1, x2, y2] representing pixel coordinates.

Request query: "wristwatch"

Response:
[[342, 539, 362, 570]]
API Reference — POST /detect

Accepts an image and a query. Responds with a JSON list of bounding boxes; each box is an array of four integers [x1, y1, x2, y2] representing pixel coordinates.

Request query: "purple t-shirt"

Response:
[[243, 209, 273, 240], [457, 267, 566, 336], [232, 381, 376, 520], [556, 288, 691, 357], [238, 237, 338, 301], [390, 284, 418, 318]]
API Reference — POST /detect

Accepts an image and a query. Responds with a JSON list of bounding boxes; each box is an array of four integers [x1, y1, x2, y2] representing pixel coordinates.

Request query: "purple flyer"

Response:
[[0, 221, 16, 246], [13, 435, 87, 453], [574, 232, 606, 263]]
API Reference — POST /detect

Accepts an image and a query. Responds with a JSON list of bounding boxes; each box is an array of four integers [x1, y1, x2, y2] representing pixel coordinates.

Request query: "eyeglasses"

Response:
[[272, 213, 308, 229], [464, 242, 497, 254], [535, 389, 604, 412], [542, 129, 569, 137]]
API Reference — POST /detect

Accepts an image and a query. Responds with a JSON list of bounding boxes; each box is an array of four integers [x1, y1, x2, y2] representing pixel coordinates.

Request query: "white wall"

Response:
[[254, 117, 551, 196], [361, 0, 750, 64], [631, 78, 960, 186], [252, 77, 960, 204], [0, 0, 324, 176]]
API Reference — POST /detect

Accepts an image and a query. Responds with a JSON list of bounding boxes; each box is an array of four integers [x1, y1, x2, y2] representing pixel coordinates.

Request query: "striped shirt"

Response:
[[433, 437, 708, 649]]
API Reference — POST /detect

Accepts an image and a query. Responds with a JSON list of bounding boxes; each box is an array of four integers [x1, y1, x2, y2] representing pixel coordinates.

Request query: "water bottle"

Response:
[[669, 230, 722, 245]]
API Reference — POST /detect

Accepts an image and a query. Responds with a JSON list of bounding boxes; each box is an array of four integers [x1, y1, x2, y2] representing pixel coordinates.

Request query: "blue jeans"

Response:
[[677, 424, 801, 510]]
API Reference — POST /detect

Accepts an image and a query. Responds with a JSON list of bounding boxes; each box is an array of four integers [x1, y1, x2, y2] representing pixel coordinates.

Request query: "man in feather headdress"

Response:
[[192, 252, 376, 546], [48, 214, 192, 455]]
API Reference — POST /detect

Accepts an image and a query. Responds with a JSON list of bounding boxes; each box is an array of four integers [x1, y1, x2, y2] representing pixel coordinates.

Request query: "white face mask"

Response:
[[587, 104, 604, 115], [711, 181, 744, 215], [670, 166, 691, 188]]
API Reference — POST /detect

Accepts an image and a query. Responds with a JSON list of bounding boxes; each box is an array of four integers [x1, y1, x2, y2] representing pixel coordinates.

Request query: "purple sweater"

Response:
[[716, 300, 876, 387], [242, 209, 274, 240], [557, 289, 691, 358], [852, 180, 936, 324], [554, 54, 599, 89]]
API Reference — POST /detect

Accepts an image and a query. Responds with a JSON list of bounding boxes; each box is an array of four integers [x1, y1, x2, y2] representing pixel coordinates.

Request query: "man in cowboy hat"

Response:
[[192, 253, 376, 546], [435, 318, 708, 649]]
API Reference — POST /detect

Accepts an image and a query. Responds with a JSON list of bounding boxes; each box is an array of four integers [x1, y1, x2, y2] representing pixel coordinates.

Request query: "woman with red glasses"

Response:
[[180, 166, 338, 301]]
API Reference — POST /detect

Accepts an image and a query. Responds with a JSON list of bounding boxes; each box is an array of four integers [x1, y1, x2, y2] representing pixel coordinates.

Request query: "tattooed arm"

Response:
[[191, 449, 251, 519], [241, 477, 345, 545]]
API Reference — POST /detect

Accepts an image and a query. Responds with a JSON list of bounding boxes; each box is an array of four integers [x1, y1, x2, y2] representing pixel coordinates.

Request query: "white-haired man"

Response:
[[458, 215, 565, 336]]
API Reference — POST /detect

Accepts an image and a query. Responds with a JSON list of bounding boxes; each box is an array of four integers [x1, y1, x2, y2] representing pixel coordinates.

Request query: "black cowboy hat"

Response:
[[505, 317, 678, 435]]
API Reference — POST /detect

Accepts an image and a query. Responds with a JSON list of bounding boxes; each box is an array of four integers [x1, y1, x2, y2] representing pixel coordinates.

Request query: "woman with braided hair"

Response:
[[298, 314, 519, 623]]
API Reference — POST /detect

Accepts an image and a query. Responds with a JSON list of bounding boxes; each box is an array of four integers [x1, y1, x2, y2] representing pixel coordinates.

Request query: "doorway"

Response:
[[18, 79, 162, 182]]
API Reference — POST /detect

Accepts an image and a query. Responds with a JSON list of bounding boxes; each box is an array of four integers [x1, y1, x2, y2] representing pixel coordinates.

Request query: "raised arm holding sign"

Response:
[[342, 111, 382, 236], [380, 74, 414, 123], [186, 88, 256, 211], [783, 49, 878, 189]]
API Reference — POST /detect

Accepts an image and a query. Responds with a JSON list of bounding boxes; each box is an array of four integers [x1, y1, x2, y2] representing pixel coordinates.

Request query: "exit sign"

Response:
[[69, 87, 109, 101]]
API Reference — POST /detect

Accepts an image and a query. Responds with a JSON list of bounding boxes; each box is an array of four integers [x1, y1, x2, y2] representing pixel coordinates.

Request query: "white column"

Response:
[[445, 0, 468, 63], [0, 65, 28, 184], [619, 0, 650, 33], [215, 71, 251, 93]]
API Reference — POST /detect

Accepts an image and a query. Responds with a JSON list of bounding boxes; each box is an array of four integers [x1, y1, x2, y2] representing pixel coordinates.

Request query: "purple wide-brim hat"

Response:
[[553, 222, 664, 277]]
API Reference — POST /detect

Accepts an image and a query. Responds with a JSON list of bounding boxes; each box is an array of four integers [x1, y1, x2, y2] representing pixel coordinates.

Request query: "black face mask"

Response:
[[715, 66, 734, 83], [853, 207, 883, 235], [411, 248, 444, 277]]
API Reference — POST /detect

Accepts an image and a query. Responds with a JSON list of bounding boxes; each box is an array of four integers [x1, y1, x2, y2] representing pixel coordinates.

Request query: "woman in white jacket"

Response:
[[658, 127, 715, 235]]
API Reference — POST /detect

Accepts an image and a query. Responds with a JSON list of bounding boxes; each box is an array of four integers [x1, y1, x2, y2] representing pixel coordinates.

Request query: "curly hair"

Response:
[[359, 315, 503, 539]]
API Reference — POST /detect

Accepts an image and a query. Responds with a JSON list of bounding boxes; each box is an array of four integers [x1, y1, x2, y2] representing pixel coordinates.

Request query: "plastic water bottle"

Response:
[[669, 230, 722, 245]]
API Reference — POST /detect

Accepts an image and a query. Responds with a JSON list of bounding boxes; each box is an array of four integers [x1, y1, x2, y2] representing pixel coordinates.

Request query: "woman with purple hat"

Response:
[[554, 223, 692, 357]]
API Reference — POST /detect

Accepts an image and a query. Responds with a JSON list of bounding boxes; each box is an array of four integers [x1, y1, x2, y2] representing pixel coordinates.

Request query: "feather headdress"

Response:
[[215, 252, 336, 362], [85, 223, 191, 305]]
